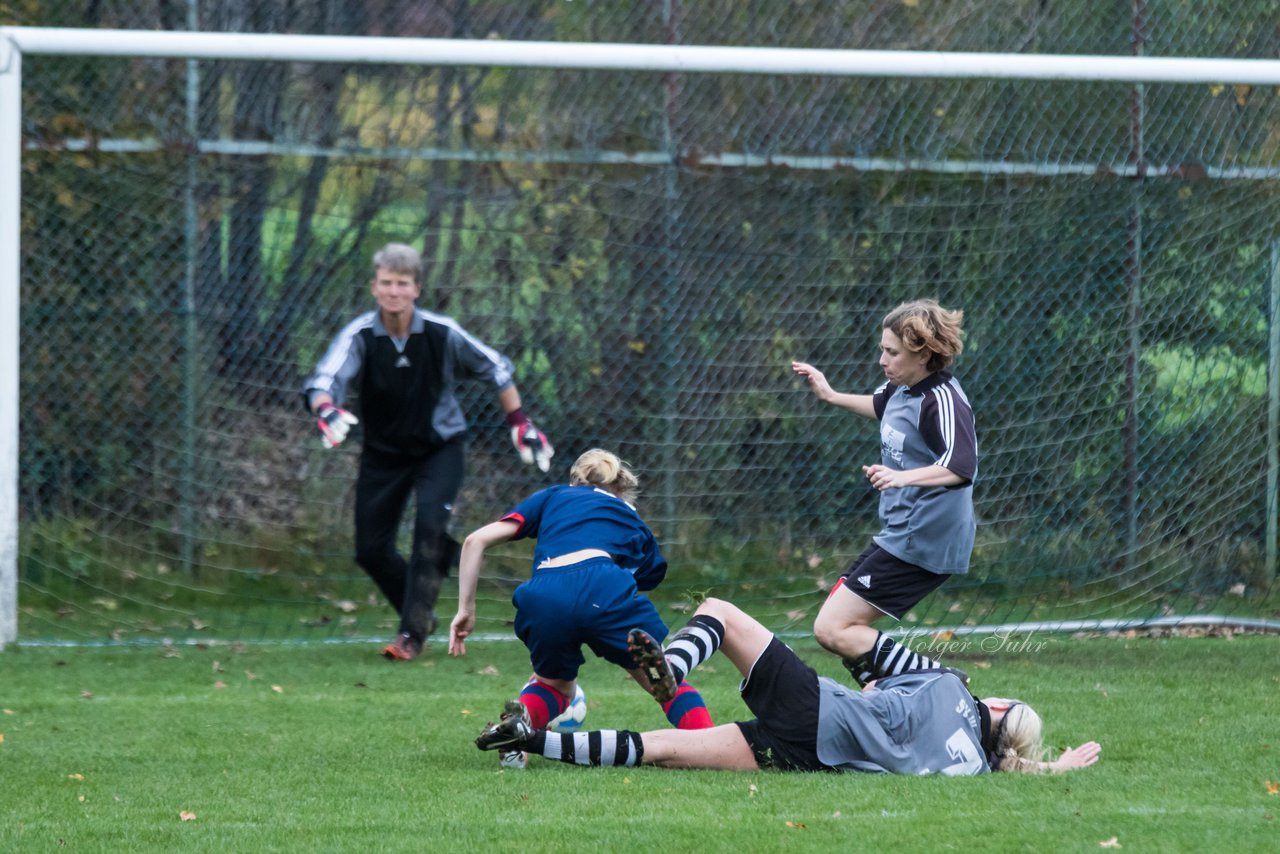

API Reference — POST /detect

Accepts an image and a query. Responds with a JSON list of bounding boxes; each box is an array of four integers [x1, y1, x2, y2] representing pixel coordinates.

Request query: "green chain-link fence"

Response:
[[7, 0, 1280, 643]]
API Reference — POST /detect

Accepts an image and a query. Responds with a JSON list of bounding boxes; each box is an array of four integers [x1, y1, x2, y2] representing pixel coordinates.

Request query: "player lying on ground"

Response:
[[451, 449, 714, 769], [476, 596, 1101, 775]]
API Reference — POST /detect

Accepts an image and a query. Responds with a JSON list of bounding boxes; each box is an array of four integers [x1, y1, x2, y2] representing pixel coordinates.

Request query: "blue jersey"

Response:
[[501, 484, 668, 591]]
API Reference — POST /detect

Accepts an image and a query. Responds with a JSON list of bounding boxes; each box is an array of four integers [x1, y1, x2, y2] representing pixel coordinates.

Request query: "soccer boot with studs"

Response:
[[475, 699, 534, 756], [627, 628, 678, 704]]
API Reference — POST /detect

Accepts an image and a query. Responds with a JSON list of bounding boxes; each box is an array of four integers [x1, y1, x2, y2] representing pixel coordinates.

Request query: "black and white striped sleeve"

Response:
[[919, 382, 977, 482]]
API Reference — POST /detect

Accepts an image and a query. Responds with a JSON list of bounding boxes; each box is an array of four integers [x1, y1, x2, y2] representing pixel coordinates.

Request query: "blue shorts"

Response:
[[512, 557, 669, 681]]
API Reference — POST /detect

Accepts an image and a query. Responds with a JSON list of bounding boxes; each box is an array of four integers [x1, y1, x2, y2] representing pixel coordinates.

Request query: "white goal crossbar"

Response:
[[6, 27, 1280, 648]]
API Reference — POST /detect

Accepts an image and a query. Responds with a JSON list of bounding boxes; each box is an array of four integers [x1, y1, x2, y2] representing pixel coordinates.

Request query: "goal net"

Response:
[[5, 21, 1280, 648]]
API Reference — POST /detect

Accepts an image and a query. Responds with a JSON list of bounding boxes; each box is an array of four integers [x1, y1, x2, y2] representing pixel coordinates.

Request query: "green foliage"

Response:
[[12, 2, 1280, 642], [1, 636, 1277, 851]]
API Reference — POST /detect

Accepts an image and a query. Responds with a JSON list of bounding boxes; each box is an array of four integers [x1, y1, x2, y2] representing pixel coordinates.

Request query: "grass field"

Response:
[[2, 632, 1278, 852]]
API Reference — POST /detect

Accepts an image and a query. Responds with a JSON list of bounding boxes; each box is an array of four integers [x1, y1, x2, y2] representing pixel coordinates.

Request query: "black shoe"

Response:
[[841, 654, 875, 687], [628, 628, 678, 704], [475, 700, 533, 752]]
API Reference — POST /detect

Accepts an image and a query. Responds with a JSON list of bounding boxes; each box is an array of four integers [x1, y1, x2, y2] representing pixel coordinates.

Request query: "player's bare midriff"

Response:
[[537, 548, 610, 568]]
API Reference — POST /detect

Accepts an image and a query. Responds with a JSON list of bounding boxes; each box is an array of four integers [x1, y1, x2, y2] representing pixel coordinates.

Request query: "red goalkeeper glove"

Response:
[[507, 409, 554, 473], [316, 403, 359, 448]]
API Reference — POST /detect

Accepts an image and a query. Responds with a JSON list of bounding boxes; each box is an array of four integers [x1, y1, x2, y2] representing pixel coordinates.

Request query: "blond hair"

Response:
[[992, 701, 1047, 774], [569, 449, 639, 504], [882, 299, 965, 373]]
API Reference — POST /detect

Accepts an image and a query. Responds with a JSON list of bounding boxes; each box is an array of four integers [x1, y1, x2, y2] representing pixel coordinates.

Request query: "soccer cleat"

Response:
[[841, 654, 875, 687], [382, 632, 423, 661], [628, 628, 678, 704], [475, 700, 533, 752]]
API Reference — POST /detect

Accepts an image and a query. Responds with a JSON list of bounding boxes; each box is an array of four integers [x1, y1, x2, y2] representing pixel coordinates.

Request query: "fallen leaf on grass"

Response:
[[4, 708, 15, 714], [461, 709, 473, 716], [1099, 837, 1121, 849], [213, 681, 226, 689], [1266, 780, 1280, 796], [623, 777, 631, 785], [933, 630, 955, 641], [80, 691, 93, 700], [68, 773, 84, 781], [785, 610, 807, 621], [478, 665, 500, 676], [785, 821, 807, 829], [244, 670, 256, 681], [271, 685, 283, 694], [0, 734, 5, 744], [748, 784, 758, 798], [179, 811, 197, 822]]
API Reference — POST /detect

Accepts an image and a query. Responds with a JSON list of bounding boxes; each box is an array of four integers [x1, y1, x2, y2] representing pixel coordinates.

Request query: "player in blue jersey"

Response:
[[450, 448, 714, 768], [793, 299, 978, 686], [475, 596, 1100, 775]]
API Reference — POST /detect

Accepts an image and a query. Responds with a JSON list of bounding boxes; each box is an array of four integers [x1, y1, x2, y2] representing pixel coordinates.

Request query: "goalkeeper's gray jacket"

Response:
[[304, 307, 514, 455], [815, 670, 990, 775]]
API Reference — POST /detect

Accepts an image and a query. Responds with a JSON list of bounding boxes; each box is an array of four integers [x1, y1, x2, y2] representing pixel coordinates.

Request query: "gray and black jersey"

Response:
[[816, 670, 989, 775], [871, 371, 977, 574], [304, 308, 514, 456]]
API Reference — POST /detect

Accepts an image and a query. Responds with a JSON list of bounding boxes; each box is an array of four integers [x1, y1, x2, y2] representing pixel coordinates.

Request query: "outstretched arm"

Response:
[[792, 361, 876, 418], [448, 520, 520, 656]]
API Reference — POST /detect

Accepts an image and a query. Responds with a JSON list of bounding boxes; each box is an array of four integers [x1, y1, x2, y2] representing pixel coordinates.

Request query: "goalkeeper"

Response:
[[303, 242, 553, 662]]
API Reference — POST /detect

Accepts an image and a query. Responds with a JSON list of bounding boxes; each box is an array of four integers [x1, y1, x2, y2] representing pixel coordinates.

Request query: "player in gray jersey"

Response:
[[794, 299, 978, 687], [475, 597, 1100, 776]]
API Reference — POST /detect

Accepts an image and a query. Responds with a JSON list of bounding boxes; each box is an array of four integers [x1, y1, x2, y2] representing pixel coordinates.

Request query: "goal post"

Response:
[[4, 26, 1280, 649], [0, 35, 18, 649]]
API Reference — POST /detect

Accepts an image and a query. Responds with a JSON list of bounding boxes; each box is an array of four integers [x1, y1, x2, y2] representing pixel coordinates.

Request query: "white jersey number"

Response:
[[941, 728, 985, 776]]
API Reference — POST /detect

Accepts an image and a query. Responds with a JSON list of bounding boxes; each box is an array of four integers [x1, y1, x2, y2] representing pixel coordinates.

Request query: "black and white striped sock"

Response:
[[869, 631, 938, 677], [663, 614, 725, 684], [535, 730, 645, 767]]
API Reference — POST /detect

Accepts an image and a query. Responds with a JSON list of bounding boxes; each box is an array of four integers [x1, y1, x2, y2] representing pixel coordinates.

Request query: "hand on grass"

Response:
[[448, 612, 474, 656], [1051, 740, 1101, 772]]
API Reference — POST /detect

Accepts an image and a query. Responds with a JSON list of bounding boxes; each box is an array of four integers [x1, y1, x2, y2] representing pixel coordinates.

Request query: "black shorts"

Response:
[[833, 544, 949, 620], [732, 637, 831, 773]]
